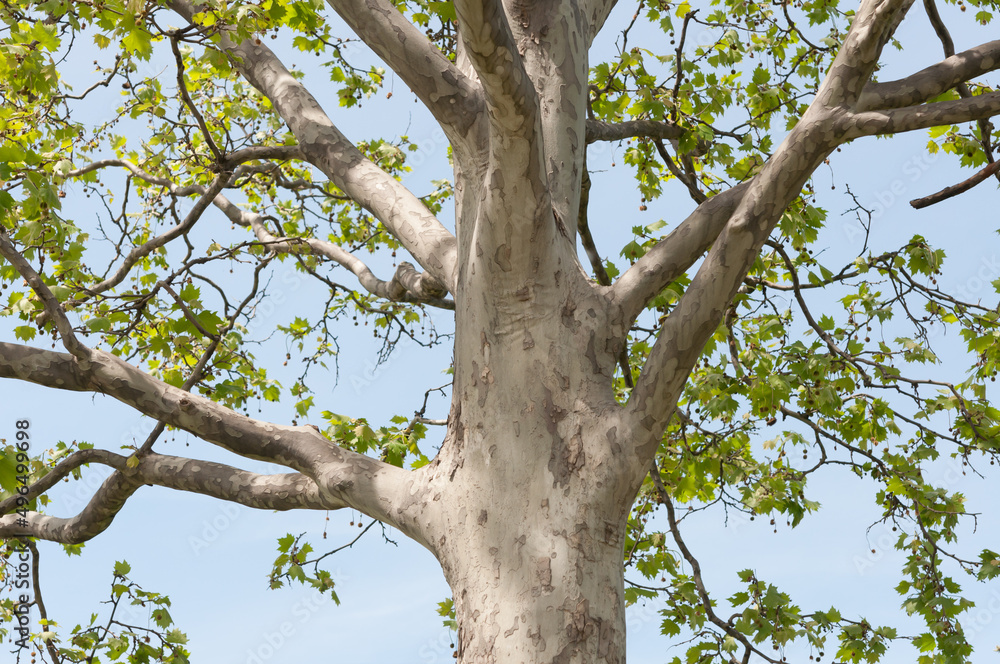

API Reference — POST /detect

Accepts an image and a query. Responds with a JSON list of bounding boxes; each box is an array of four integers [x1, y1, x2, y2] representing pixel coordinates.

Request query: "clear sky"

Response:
[[3, 2, 1000, 663]]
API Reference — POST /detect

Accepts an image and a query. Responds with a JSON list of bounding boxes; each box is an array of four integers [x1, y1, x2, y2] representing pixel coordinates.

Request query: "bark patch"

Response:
[[560, 298, 580, 331], [605, 426, 621, 454], [548, 423, 585, 490], [585, 331, 601, 374], [534, 556, 554, 595]]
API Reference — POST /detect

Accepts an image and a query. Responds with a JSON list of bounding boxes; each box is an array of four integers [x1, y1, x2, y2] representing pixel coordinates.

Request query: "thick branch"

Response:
[[584, 0, 619, 46], [0, 448, 120, 515], [169, 0, 458, 292], [920, 0, 999, 173], [0, 341, 429, 542], [326, 0, 483, 142], [1, 449, 326, 519], [857, 40, 1000, 111], [814, 0, 916, 108], [131, 454, 329, 509], [0, 454, 328, 544], [0, 468, 141, 544], [615, 0, 954, 427], [841, 91, 1000, 137], [452, 0, 539, 142], [619, 0, 915, 457], [612, 181, 750, 325]]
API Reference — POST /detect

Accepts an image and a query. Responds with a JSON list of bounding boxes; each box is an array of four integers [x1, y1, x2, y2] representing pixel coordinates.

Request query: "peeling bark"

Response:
[[3, 0, 1000, 661]]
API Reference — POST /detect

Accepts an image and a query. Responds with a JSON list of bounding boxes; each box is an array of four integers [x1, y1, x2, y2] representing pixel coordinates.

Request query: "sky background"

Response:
[[3, 1, 1000, 662]]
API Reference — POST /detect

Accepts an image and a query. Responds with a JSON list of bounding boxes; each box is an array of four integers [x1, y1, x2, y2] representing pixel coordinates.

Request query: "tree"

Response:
[[1, 0, 1000, 660]]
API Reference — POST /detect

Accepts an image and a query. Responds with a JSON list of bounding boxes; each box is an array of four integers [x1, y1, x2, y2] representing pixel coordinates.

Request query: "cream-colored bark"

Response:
[[6, 0, 1000, 662]]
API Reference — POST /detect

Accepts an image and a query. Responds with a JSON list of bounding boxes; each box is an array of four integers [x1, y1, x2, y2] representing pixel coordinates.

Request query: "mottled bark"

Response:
[[4, 0, 1000, 662], [423, 276, 635, 663], [858, 39, 1000, 110], [325, 0, 484, 149], [0, 340, 430, 545], [0, 453, 327, 542]]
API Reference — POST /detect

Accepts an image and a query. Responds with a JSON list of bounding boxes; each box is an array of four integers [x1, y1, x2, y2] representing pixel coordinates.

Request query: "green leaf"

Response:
[[977, 549, 1000, 580]]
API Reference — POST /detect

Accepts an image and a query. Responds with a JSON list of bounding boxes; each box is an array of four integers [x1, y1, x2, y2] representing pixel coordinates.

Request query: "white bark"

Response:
[[325, 0, 483, 150], [5, 0, 1000, 661]]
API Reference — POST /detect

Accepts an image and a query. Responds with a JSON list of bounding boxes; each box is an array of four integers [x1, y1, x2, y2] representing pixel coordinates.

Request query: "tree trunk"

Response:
[[440, 492, 628, 664], [420, 272, 641, 663], [430, 412, 632, 664]]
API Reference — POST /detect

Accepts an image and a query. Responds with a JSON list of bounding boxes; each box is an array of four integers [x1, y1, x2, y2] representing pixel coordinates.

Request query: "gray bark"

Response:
[[5, 0, 1000, 661]]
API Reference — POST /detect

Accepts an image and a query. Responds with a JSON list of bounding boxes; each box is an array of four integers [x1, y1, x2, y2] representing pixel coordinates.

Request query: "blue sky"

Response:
[[3, 1, 1000, 662]]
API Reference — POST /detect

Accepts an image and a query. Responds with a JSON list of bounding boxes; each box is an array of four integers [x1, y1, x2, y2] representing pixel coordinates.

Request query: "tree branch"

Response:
[[909, 157, 1000, 208], [920, 0, 999, 174], [611, 181, 750, 325], [0, 341, 430, 543], [583, 0, 619, 46], [1, 449, 327, 519], [0, 466, 142, 544], [78, 173, 230, 299], [841, 90, 1000, 137], [65, 146, 304, 190], [325, 0, 483, 142], [651, 466, 781, 664], [0, 230, 89, 360], [621, 0, 913, 460], [654, 139, 708, 204], [585, 119, 687, 144], [62, 157, 453, 307], [452, 0, 539, 143], [857, 39, 1000, 111], [170, 32, 224, 162], [169, 0, 459, 293], [814, 0, 916, 108], [0, 448, 121, 516], [0, 454, 328, 544], [212, 193, 452, 306], [578, 161, 634, 387], [25, 541, 62, 664]]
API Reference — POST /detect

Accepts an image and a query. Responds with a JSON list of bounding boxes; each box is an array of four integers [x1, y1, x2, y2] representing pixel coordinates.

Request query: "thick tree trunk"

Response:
[[429, 411, 632, 664], [419, 268, 640, 663], [439, 489, 628, 664]]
